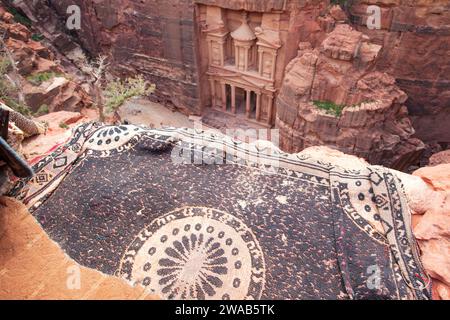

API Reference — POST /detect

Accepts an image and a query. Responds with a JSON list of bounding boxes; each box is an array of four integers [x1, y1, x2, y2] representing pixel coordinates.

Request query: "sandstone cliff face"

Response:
[[7, 0, 328, 116], [275, 24, 424, 170], [409, 164, 450, 300], [429, 150, 450, 166], [349, 0, 450, 144], [7, 0, 448, 167], [0, 6, 91, 113], [11, 0, 201, 115]]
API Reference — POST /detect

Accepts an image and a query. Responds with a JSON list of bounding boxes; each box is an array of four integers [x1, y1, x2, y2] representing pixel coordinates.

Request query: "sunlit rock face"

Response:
[[0, 5, 91, 113], [10, 0, 327, 117], [14, 0, 201, 114], [9, 0, 448, 166], [275, 25, 425, 171], [410, 164, 450, 300], [349, 0, 450, 144]]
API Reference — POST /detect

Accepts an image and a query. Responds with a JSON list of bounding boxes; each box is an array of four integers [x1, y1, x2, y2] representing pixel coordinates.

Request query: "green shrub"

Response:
[[0, 74, 12, 98], [35, 104, 49, 116], [26, 72, 63, 86], [59, 122, 69, 129], [312, 100, 345, 117], [2, 96, 31, 116], [31, 33, 45, 42], [0, 54, 31, 116], [7, 7, 32, 28], [104, 75, 155, 112], [0, 56, 11, 75]]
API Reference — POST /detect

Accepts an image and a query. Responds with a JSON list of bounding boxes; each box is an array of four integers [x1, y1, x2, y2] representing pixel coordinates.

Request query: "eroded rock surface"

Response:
[[10, 0, 200, 114], [6, 0, 331, 117], [408, 164, 450, 300], [0, 6, 91, 113], [23, 110, 97, 160], [276, 25, 424, 170], [429, 150, 450, 166], [7, 1, 450, 149], [349, 0, 450, 144]]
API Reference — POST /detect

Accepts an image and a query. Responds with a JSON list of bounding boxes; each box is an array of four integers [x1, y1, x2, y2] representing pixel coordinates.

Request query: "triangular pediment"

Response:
[[207, 70, 269, 89]]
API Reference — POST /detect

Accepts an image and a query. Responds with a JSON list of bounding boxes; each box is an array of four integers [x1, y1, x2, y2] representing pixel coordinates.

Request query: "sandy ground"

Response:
[[22, 98, 275, 162], [118, 98, 267, 133], [118, 98, 194, 128]]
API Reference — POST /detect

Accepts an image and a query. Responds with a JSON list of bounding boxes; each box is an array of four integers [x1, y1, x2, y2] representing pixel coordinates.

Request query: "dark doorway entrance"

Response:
[[249, 91, 257, 119]]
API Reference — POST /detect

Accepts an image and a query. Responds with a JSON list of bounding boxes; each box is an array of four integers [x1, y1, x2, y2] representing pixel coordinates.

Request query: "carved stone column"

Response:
[[246, 90, 251, 118], [256, 92, 261, 121], [235, 46, 240, 68], [231, 85, 236, 114], [221, 82, 227, 111], [209, 78, 216, 108], [208, 39, 213, 66], [220, 39, 226, 66], [244, 45, 250, 71], [267, 94, 274, 125], [271, 52, 277, 80], [258, 49, 263, 76]]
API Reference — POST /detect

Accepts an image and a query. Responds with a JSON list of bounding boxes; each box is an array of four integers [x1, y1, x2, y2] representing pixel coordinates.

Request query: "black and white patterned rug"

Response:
[[10, 123, 431, 300]]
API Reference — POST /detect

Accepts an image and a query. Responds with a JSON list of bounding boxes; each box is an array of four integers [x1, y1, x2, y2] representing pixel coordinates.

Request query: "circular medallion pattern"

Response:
[[119, 207, 265, 300], [83, 125, 143, 151]]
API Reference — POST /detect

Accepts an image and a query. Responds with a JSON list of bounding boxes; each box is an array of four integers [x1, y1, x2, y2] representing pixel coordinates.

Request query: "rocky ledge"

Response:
[[276, 24, 424, 171], [0, 6, 91, 114]]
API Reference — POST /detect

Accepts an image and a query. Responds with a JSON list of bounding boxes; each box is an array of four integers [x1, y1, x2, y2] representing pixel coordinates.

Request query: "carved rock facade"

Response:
[[198, 7, 283, 125], [8, 0, 448, 169], [8, 0, 328, 117]]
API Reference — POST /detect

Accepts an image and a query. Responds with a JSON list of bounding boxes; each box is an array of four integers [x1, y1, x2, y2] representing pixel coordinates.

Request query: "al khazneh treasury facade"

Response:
[[197, 5, 289, 127]]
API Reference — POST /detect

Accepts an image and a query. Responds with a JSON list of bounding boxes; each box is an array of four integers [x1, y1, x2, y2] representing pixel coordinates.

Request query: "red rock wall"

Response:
[[21, 0, 304, 116], [275, 25, 425, 171], [0, 6, 91, 113], [349, 0, 450, 144], [23, 0, 201, 115], [11, 0, 449, 147], [10, 0, 327, 116]]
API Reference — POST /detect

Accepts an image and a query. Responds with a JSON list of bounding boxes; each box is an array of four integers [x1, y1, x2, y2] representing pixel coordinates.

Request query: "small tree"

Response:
[[104, 75, 155, 113], [0, 32, 30, 115], [83, 55, 109, 122], [83, 55, 155, 122]]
